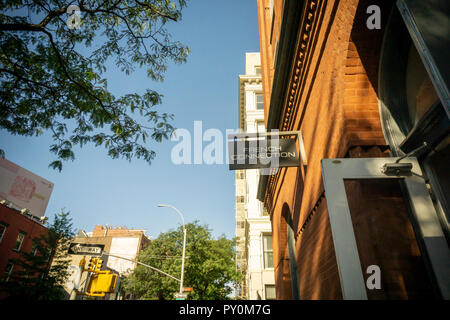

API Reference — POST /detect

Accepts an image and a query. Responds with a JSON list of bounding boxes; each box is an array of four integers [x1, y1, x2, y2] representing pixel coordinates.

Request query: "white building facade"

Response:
[[235, 53, 275, 300]]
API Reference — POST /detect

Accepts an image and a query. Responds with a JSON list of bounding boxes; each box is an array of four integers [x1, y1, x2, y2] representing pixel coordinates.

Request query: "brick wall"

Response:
[[296, 197, 342, 299], [274, 205, 293, 299], [0, 204, 49, 298], [258, 0, 396, 299], [93, 225, 143, 237], [343, 0, 391, 147], [92, 225, 150, 251]]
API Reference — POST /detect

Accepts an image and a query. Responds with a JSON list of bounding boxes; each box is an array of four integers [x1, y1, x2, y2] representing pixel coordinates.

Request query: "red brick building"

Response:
[[0, 203, 50, 298], [256, 0, 450, 299]]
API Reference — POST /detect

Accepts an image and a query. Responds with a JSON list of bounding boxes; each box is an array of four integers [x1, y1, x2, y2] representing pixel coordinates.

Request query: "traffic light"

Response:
[[87, 257, 95, 271], [94, 258, 103, 271]]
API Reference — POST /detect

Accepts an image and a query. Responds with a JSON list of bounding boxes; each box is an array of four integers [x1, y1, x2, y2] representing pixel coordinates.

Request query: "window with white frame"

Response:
[[265, 284, 276, 300], [236, 221, 245, 229], [270, 0, 274, 20], [273, 39, 279, 67], [3, 261, 14, 282], [0, 222, 7, 243], [13, 231, 26, 251], [255, 93, 264, 110], [262, 234, 274, 269], [31, 238, 40, 256], [269, 0, 275, 44]]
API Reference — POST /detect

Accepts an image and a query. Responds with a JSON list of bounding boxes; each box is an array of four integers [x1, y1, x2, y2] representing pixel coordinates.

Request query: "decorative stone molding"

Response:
[[264, 0, 320, 209], [281, 0, 318, 132]]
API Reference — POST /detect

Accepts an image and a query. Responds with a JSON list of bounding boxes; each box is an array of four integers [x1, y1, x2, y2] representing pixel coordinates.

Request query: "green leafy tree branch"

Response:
[[0, 0, 190, 170]]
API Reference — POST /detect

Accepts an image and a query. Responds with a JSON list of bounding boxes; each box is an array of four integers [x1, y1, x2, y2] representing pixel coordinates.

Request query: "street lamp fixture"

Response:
[[157, 204, 187, 296]]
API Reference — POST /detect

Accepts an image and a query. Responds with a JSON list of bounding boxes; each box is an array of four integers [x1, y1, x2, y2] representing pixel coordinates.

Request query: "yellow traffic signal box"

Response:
[[87, 273, 118, 295]]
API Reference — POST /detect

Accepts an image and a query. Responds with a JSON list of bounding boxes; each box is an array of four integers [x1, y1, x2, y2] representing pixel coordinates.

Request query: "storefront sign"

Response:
[[228, 137, 299, 170]]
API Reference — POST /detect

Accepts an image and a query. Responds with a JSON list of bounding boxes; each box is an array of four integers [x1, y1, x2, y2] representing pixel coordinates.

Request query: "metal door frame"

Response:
[[321, 157, 450, 299]]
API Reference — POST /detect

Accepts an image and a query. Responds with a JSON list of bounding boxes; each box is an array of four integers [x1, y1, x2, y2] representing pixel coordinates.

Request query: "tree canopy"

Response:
[[121, 221, 241, 300], [0, 0, 189, 170]]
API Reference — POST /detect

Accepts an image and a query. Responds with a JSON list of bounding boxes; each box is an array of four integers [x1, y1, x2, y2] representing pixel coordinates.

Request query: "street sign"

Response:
[[68, 243, 105, 256], [183, 287, 193, 292], [174, 292, 188, 300]]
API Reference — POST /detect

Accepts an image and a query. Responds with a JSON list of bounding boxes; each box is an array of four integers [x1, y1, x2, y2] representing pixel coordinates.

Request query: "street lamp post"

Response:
[[157, 204, 187, 296]]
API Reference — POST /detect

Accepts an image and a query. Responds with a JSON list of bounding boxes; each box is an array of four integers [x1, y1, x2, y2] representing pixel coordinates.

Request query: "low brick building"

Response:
[[0, 203, 50, 299], [255, 0, 450, 299]]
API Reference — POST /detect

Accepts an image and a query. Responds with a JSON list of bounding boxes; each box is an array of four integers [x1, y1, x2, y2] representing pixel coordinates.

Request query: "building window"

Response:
[[256, 93, 264, 110], [263, 234, 273, 269], [31, 238, 40, 256], [273, 39, 279, 67], [262, 206, 269, 216], [269, 0, 274, 20], [269, 0, 275, 44], [255, 66, 261, 75], [3, 261, 14, 282], [236, 196, 245, 203], [13, 231, 26, 252], [236, 221, 245, 229], [265, 284, 276, 300], [0, 223, 7, 243]]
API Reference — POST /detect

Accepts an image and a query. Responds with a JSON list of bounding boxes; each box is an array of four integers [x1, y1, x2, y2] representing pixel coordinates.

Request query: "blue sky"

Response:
[[0, 0, 260, 239]]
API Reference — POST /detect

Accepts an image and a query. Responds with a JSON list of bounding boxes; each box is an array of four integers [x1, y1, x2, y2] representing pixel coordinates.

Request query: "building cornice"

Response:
[[258, 0, 320, 209], [246, 217, 271, 224], [266, 0, 307, 131]]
